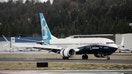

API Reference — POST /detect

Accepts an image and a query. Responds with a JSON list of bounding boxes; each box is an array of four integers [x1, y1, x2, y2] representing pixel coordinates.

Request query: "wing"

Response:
[[33, 44, 62, 51], [13, 43, 63, 53], [33, 44, 81, 53]]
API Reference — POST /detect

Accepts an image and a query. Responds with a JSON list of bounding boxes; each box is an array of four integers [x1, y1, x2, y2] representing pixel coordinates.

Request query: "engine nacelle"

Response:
[[60, 48, 76, 58]]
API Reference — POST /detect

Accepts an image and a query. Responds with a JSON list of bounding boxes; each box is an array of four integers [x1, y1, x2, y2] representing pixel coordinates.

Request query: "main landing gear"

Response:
[[106, 56, 110, 60], [82, 54, 88, 60], [63, 57, 69, 60], [81, 54, 110, 60], [62, 55, 110, 60]]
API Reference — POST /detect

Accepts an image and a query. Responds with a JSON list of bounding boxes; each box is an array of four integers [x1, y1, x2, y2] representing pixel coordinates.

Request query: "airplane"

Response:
[[1, 35, 11, 51], [33, 13, 118, 60], [13, 13, 118, 60], [118, 36, 132, 53]]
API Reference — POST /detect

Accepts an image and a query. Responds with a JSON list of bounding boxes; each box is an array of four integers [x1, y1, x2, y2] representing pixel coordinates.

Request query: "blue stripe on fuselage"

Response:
[[76, 45, 117, 55]]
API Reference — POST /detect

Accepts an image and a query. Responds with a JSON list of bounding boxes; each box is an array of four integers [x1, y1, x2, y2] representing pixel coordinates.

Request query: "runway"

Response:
[[0, 52, 132, 72], [0, 52, 132, 64], [0, 70, 132, 74], [0, 58, 132, 64]]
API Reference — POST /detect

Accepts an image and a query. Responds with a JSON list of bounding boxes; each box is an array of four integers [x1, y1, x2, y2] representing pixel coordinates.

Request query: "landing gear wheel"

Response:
[[107, 56, 110, 60], [82, 54, 88, 60], [63, 57, 69, 60]]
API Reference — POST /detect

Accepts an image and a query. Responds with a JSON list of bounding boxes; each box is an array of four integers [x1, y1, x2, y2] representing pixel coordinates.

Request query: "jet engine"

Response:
[[60, 48, 76, 58]]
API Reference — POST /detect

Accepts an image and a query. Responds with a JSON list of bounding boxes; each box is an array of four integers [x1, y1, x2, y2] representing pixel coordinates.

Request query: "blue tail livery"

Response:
[[39, 13, 52, 44]]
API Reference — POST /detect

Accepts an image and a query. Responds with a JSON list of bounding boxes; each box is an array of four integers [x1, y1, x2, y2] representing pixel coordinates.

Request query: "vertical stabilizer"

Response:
[[2, 35, 8, 42], [11, 37, 15, 48], [120, 37, 124, 46], [39, 13, 57, 44], [118, 36, 125, 49]]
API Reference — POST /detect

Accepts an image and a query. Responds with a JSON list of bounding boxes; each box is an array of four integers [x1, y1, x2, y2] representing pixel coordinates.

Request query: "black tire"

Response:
[[82, 54, 88, 60], [107, 56, 110, 60], [63, 57, 69, 60]]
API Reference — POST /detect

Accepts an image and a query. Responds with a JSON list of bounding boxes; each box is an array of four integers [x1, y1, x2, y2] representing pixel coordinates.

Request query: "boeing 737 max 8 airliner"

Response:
[[13, 13, 118, 60], [33, 13, 118, 60]]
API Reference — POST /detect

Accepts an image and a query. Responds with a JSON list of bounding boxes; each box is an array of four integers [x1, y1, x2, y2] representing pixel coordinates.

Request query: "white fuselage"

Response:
[[49, 37, 118, 49]]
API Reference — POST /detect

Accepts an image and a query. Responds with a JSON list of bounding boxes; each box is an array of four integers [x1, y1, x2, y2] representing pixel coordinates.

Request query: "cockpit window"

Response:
[[106, 42, 114, 44]]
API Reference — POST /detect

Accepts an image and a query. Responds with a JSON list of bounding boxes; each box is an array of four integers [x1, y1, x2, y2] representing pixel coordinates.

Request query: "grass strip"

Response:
[[0, 62, 132, 70]]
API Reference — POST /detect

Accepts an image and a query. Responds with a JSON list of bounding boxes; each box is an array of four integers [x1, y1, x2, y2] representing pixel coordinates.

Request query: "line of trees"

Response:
[[0, 0, 132, 37]]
